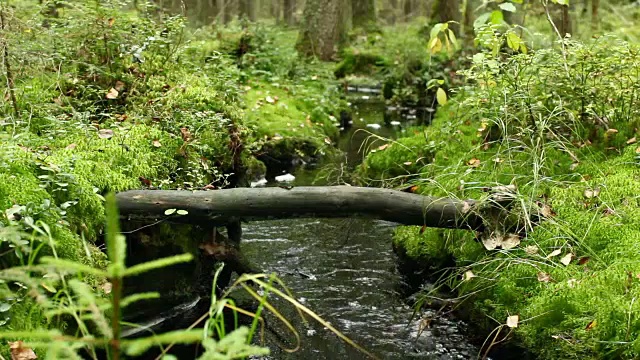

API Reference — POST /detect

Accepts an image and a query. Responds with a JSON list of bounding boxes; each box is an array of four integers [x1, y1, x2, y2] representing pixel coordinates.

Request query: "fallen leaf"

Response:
[[265, 95, 276, 104], [627, 137, 637, 144], [560, 253, 573, 266], [524, 245, 539, 255], [139, 176, 151, 187], [506, 315, 519, 328], [482, 236, 500, 251], [377, 144, 390, 151], [98, 129, 114, 139], [65, 143, 77, 150], [537, 202, 556, 218], [578, 256, 590, 265], [324, 137, 332, 145], [546, 249, 562, 259], [583, 187, 601, 199], [467, 158, 481, 167], [105, 88, 119, 99], [152, 140, 162, 148], [203, 184, 216, 190], [606, 128, 619, 134], [419, 225, 426, 234], [585, 320, 596, 331], [403, 161, 413, 166], [114, 80, 125, 91], [602, 207, 615, 216], [501, 234, 521, 250], [9, 341, 37, 360], [537, 272, 552, 283], [570, 162, 579, 171], [567, 278, 577, 288], [107, 18, 115, 27], [101, 282, 112, 294], [464, 270, 476, 281], [180, 127, 192, 142]]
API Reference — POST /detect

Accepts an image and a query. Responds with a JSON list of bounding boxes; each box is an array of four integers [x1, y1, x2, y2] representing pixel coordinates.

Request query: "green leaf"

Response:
[[506, 32, 522, 51], [436, 88, 448, 106], [176, 209, 188, 216], [490, 10, 504, 24], [447, 29, 459, 50], [474, 12, 491, 29], [122, 253, 193, 277], [123, 329, 204, 356], [164, 208, 176, 215], [499, 2, 517, 12], [0, 303, 10, 312], [40, 257, 107, 277], [430, 23, 446, 40]]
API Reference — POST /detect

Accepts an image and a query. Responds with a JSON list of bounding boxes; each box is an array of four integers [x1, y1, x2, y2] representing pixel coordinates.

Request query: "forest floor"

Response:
[[2, 4, 640, 359]]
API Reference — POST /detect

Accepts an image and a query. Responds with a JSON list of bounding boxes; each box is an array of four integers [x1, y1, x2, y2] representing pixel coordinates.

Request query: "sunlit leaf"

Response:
[[164, 208, 176, 215], [98, 129, 114, 139], [499, 2, 517, 12], [105, 88, 119, 99], [436, 87, 447, 105], [506, 315, 519, 328]]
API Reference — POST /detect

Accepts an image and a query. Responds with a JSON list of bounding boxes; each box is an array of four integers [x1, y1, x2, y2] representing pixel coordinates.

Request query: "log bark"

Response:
[[116, 186, 483, 231]]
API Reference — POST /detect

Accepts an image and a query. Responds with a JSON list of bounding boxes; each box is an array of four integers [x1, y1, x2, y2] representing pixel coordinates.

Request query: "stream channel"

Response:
[[240, 95, 480, 359], [124, 95, 484, 359]]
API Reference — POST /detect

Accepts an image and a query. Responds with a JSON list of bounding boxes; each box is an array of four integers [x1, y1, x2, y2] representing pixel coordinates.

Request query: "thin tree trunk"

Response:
[[352, 0, 376, 28], [283, 0, 295, 25], [0, 6, 18, 117], [591, 0, 599, 30], [432, 0, 461, 35]]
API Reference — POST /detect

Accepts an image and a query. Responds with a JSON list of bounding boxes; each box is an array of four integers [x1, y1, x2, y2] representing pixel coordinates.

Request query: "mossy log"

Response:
[[116, 186, 483, 231]]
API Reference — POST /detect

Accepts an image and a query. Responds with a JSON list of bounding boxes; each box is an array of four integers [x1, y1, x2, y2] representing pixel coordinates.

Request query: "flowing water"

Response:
[[123, 95, 481, 359], [236, 96, 480, 359]]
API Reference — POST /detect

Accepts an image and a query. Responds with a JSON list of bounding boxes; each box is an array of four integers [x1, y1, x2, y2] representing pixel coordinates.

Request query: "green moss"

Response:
[[334, 48, 387, 78]]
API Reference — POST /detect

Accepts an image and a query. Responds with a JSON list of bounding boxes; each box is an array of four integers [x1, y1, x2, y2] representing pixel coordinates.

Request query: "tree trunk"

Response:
[[591, 0, 599, 30], [116, 186, 483, 231], [271, 0, 281, 23], [296, 0, 348, 60], [239, 0, 256, 20], [283, 0, 296, 25], [432, 0, 460, 34], [352, 0, 376, 28]]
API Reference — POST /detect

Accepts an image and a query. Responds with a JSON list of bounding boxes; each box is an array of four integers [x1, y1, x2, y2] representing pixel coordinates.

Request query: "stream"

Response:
[[122, 95, 481, 359], [237, 96, 480, 359]]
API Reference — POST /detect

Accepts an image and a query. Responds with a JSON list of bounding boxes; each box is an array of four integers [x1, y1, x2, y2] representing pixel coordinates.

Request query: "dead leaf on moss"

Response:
[[467, 158, 481, 167], [506, 315, 519, 328], [98, 129, 114, 139], [583, 187, 601, 199], [537, 272, 552, 283], [101, 282, 112, 295], [377, 144, 390, 151], [501, 234, 521, 250], [180, 127, 192, 142], [524, 245, 539, 255], [585, 320, 596, 331], [560, 253, 573, 266], [65, 143, 77, 150], [482, 236, 500, 251], [627, 137, 637, 144], [546, 249, 562, 259], [567, 279, 577, 288], [105, 88, 119, 99], [606, 128, 619, 134], [578, 256, 590, 265], [403, 161, 412, 166], [9, 341, 37, 360], [464, 270, 476, 281], [152, 140, 162, 148]]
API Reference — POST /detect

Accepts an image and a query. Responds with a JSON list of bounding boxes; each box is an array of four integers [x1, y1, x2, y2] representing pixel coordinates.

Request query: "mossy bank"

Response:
[[358, 35, 640, 359]]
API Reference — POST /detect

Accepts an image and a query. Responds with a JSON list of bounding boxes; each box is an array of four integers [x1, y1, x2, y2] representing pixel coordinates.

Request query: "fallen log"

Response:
[[116, 186, 483, 231]]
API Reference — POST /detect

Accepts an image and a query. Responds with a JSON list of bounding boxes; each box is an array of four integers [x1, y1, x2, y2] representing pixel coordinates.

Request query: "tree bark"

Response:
[[116, 186, 483, 231], [283, 0, 296, 25], [239, 0, 256, 20], [352, 0, 376, 28], [432, 0, 460, 35], [296, 0, 348, 60]]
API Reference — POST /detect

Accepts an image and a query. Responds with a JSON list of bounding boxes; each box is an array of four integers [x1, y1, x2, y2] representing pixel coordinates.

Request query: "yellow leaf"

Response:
[[546, 249, 562, 259], [105, 88, 119, 99], [436, 87, 447, 105], [506, 315, 519, 328], [560, 253, 573, 266]]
